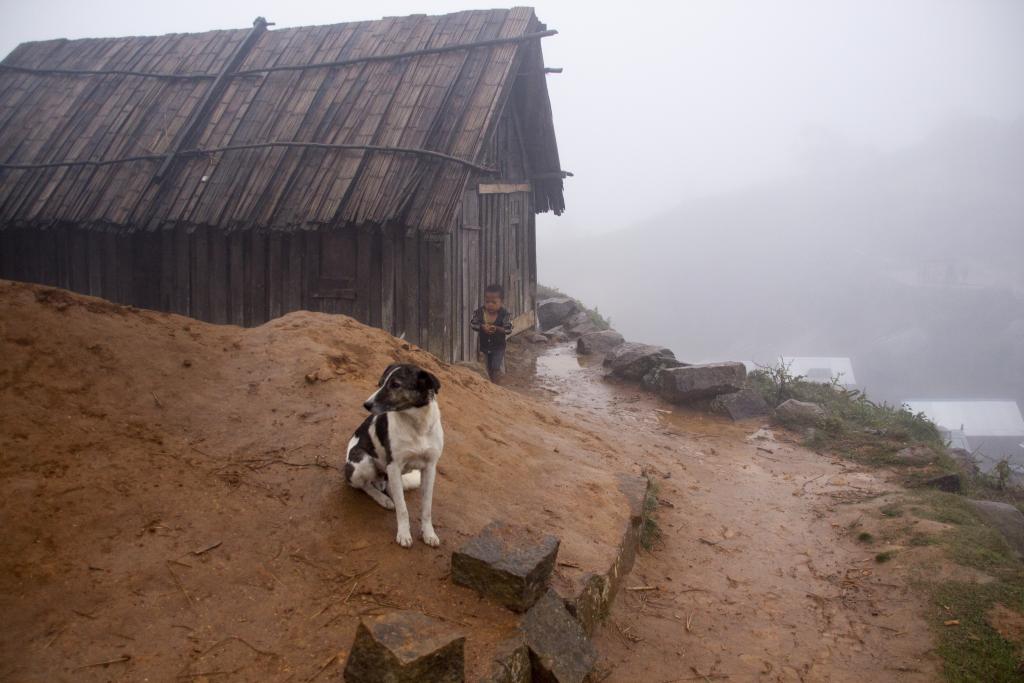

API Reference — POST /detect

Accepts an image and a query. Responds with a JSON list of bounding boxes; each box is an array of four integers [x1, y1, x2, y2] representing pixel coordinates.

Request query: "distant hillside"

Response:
[[542, 117, 1024, 405]]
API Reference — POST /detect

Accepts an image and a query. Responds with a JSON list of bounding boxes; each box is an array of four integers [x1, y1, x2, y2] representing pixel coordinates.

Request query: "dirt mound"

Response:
[[0, 280, 636, 681]]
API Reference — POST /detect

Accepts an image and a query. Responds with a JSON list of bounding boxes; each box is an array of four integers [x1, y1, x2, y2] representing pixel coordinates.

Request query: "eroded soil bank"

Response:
[[0, 282, 643, 682]]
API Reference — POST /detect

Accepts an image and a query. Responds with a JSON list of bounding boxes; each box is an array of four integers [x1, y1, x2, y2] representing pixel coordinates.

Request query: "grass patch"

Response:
[[742, 361, 1024, 679], [914, 491, 979, 526], [932, 577, 1024, 682], [749, 361, 944, 465], [947, 524, 1017, 573], [640, 481, 662, 551], [908, 532, 937, 547], [880, 502, 904, 518]]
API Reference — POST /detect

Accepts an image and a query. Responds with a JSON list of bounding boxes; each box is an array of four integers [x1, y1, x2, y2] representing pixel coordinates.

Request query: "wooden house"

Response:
[[0, 8, 565, 361]]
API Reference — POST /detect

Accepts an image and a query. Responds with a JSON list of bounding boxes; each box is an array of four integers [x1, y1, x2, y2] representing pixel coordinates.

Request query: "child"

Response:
[[471, 284, 513, 383]]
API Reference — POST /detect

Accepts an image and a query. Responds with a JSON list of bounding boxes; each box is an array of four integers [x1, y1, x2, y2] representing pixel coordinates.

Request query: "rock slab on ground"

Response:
[[521, 590, 597, 683], [603, 342, 681, 381], [716, 387, 770, 420], [923, 473, 962, 493], [576, 330, 624, 356], [657, 362, 747, 404], [967, 499, 1024, 558], [537, 298, 579, 331], [452, 521, 560, 612], [894, 445, 937, 465], [343, 611, 465, 683], [775, 399, 826, 424]]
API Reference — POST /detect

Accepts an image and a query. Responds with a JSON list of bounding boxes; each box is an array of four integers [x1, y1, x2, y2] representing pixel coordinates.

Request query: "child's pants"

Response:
[[481, 348, 505, 381]]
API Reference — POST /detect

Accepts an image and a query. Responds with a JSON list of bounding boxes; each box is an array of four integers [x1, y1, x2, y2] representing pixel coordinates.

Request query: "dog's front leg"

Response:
[[420, 462, 440, 547], [386, 462, 413, 548]]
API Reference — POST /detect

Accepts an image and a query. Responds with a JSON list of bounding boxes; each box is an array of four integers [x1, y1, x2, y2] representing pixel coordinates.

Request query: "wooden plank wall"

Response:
[[0, 192, 537, 364], [0, 223, 468, 360]]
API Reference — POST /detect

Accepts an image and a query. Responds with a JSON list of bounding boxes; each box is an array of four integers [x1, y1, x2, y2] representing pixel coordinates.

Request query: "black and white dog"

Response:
[[344, 363, 444, 548]]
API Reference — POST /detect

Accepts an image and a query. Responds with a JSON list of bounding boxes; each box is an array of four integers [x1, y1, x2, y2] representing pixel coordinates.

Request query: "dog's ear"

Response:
[[378, 363, 402, 387], [418, 369, 441, 394]]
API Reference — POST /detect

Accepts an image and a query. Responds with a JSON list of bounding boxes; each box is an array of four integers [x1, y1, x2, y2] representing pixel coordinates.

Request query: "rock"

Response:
[[481, 635, 530, 683], [603, 342, 681, 381], [639, 365, 664, 392], [343, 611, 465, 683], [566, 320, 599, 338], [526, 332, 549, 344], [451, 521, 560, 612], [576, 330, 624, 355], [543, 326, 569, 343], [562, 475, 650, 636], [537, 298, 579, 331], [966, 499, 1024, 558], [656, 362, 747, 404], [715, 387, 770, 420], [562, 311, 590, 328], [923, 473, 961, 493], [521, 590, 597, 683], [894, 445, 937, 465], [555, 311, 599, 338], [775, 399, 825, 424]]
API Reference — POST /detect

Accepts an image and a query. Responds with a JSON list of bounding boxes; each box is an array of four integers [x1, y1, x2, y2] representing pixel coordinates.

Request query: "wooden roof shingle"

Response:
[[0, 8, 564, 233]]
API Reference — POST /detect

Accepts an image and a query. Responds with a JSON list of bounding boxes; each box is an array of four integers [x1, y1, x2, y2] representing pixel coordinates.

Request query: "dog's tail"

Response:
[[401, 471, 421, 490]]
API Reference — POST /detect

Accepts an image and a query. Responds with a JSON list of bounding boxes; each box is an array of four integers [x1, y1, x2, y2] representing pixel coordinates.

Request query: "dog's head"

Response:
[[363, 363, 441, 414]]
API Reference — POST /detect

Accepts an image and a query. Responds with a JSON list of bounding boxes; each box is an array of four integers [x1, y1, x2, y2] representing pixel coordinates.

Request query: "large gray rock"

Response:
[[452, 521, 560, 612], [603, 342, 681, 381], [775, 399, 825, 424], [521, 590, 597, 683], [576, 330, 624, 355], [559, 311, 599, 338], [344, 611, 465, 682], [922, 473, 961, 493], [543, 326, 570, 343], [716, 387, 770, 420], [537, 298, 580, 331], [967, 499, 1024, 558], [567, 321, 600, 338], [657, 362, 747, 404], [562, 311, 590, 329]]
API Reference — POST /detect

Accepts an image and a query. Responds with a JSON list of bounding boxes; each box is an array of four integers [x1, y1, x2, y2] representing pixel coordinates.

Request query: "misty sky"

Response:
[[2, 1, 1022, 237]]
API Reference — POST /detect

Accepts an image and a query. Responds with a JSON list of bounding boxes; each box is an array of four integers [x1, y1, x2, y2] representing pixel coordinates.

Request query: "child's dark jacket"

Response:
[[470, 307, 513, 352]]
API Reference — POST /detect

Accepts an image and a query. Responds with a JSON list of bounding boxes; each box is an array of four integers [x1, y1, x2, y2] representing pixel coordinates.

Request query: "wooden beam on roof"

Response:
[[231, 29, 558, 77], [0, 64, 219, 80], [0, 141, 497, 174], [0, 29, 558, 81], [153, 17, 271, 182]]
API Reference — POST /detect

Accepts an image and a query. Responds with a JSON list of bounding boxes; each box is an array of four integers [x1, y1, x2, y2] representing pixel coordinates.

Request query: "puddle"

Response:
[[533, 344, 620, 413]]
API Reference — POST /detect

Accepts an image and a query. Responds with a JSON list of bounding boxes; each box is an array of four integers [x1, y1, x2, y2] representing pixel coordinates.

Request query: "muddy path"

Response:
[[508, 343, 941, 683]]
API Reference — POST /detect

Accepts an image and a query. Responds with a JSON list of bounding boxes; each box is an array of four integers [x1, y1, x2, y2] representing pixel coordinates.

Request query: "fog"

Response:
[[3, 1, 1023, 454]]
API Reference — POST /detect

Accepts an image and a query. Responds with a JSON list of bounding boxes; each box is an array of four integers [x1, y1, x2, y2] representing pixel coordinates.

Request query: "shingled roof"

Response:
[[0, 8, 563, 233]]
